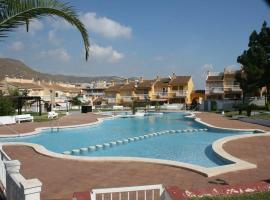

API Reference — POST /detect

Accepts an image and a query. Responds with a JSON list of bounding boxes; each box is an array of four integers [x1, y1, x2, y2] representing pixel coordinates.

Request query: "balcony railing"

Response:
[[171, 90, 187, 97], [121, 96, 133, 102], [224, 85, 242, 92], [40, 95, 68, 102], [155, 92, 169, 98], [136, 94, 149, 100], [205, 87, 224, 94], [106, 97, 116, 104]]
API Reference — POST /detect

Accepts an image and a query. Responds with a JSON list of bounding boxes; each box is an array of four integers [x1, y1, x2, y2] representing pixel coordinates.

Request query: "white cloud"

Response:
[[48, 30, 61, 45], [90, 43, 124, 63], [201, 64, 214, 72], [9, 41, 24, 51], [224, 64, 239, 70], [81, 12, 132, 39], [28, 19, 43, 35], [40, 48, 70, 62], [48, 18, 73, 30]]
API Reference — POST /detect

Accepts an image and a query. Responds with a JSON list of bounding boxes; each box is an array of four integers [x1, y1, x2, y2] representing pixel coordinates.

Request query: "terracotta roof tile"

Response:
[[169, 76, 191, 85], [105, 84, 123, 92], [119, 82, 136, 91], [206, 75, 223, 82], [155, 78, 171, 87], [137, 80, 155, 89]]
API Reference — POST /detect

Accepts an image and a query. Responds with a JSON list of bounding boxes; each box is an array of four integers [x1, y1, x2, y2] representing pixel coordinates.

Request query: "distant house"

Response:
[[103, 73, 194, 106], [118, 80, 137, 105], [2, 76, 82, 110], [205, 69, 242, 100], [104, 83, 123, 105]]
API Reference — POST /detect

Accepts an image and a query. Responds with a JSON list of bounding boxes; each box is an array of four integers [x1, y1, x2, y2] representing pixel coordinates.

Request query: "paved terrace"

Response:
[[0, 112, 106, 135], [1, 112, 270, 199]]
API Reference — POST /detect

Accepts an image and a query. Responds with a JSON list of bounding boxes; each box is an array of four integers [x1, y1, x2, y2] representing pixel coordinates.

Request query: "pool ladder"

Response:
[[51, 120, 60, 132]]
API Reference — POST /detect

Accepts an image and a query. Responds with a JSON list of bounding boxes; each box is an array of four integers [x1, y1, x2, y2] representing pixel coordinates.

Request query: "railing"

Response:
[[136, 94, 149, 100], [105, 98, 116, 104], [205, 87, 224, 94], [90, 184, 164, 200], [0, 148, 10, 190], [86, 92, 105, 96], [41, 95, 68, 102], [121, 96, 133, 102], [0, 148, 42, 199], [224, 85, 242, 92], [171, 90, 187, 97], [155, 92, 169, 98]]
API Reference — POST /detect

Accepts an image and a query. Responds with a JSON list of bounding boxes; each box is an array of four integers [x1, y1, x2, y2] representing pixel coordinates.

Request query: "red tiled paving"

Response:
[[195, 112, 270, 132], [0, 112, 106, 135], [1, 112, 270, 199]]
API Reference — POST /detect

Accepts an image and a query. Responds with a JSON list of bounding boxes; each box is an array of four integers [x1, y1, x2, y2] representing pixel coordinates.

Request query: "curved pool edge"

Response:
[[0, 115, 115, 138], [0, 111, 269, 177]]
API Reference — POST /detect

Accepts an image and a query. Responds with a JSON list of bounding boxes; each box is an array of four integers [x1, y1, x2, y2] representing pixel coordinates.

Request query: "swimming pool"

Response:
[[0, 112, 253, 168]]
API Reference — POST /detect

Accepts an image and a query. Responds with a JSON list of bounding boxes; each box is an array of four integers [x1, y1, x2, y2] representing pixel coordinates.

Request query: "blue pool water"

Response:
[[0, 112, 252, 167]]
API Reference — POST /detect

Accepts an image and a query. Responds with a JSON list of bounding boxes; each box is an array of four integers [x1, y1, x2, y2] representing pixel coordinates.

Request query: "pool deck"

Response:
[[1, 112, 270, 199], [0, 112, 106, 135]]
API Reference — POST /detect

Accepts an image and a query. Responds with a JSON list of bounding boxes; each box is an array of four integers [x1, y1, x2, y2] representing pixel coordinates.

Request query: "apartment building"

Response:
[[205, 69, 242, 100], [3, 76, 82, 105], [104, 73, 194, 106]]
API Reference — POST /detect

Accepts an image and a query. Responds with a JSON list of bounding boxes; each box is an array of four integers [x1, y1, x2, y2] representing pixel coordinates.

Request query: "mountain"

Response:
[[0, 58, 129, 83]]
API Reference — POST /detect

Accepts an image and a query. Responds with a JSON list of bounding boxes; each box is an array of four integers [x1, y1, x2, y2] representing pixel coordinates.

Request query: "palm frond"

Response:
[[0, 0, 90, 60]]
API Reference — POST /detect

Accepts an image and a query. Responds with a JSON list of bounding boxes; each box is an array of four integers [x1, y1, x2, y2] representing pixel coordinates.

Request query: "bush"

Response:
[[0, 96, 15, 116], [267, 102, 270, 111], [211, 101, 217, 111]]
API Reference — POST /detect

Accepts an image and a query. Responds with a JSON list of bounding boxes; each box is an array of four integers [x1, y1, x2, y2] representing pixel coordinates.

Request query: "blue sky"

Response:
[[0, 0, 269, 88]]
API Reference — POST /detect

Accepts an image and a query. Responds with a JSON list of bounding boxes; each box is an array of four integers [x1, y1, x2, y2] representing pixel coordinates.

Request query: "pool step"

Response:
[[64, 128, 208, 155]]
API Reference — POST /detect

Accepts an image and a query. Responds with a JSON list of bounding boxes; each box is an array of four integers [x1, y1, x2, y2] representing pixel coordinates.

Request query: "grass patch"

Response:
[[250, 113, 270, 120], [191, 191, 270, 199], [225, 111, 247, 117], [22, 112, 66, 122]]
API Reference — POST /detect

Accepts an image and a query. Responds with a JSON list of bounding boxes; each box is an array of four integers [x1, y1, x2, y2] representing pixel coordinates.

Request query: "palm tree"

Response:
[[0, 0, 89, 60]]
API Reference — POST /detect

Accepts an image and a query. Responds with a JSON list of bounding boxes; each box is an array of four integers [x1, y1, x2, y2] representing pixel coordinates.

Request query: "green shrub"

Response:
[[0, 96, 15, 116], [267, 102, 270, 111], [211, 101, 217, 111]]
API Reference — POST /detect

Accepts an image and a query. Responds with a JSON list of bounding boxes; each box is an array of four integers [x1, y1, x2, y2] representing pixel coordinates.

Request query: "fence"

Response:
[[91, 184, 165, 200]]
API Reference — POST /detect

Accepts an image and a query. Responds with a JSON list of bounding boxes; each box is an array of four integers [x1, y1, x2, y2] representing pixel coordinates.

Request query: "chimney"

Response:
[[125, 79, 129, 84], [172, 72, 176, 79], [111, 81, 115, 86], [19, 76, 23, 83], [139, 76, 144, 82]]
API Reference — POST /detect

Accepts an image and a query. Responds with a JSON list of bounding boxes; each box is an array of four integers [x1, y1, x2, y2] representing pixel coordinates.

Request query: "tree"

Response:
[[237, 21, 270, 106], [0, 95, 15, 116], [0, 0, 89, 60]]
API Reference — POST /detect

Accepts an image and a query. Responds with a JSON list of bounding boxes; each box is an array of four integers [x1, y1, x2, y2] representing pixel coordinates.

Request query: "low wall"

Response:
[[0, 147, 42, 200], [0, 116, 16, 125]]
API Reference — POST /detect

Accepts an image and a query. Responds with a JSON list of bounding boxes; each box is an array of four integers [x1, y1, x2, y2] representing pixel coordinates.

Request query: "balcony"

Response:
[[87, 92, 104, 96], [121, 96, 133, 102], [224, 85, 242, 92], [205, 87, 224, 94], [136, 94, 149, 100], [171, 90, 187, 97], [154, 92, 169, 98]]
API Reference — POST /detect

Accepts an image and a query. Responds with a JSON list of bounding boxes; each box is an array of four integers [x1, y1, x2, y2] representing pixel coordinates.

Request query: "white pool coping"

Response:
[[0, 112, 269, 177]]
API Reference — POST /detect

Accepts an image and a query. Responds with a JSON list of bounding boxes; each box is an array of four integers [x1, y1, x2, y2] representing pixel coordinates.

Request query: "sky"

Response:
[[0, 0, 269, 89]]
